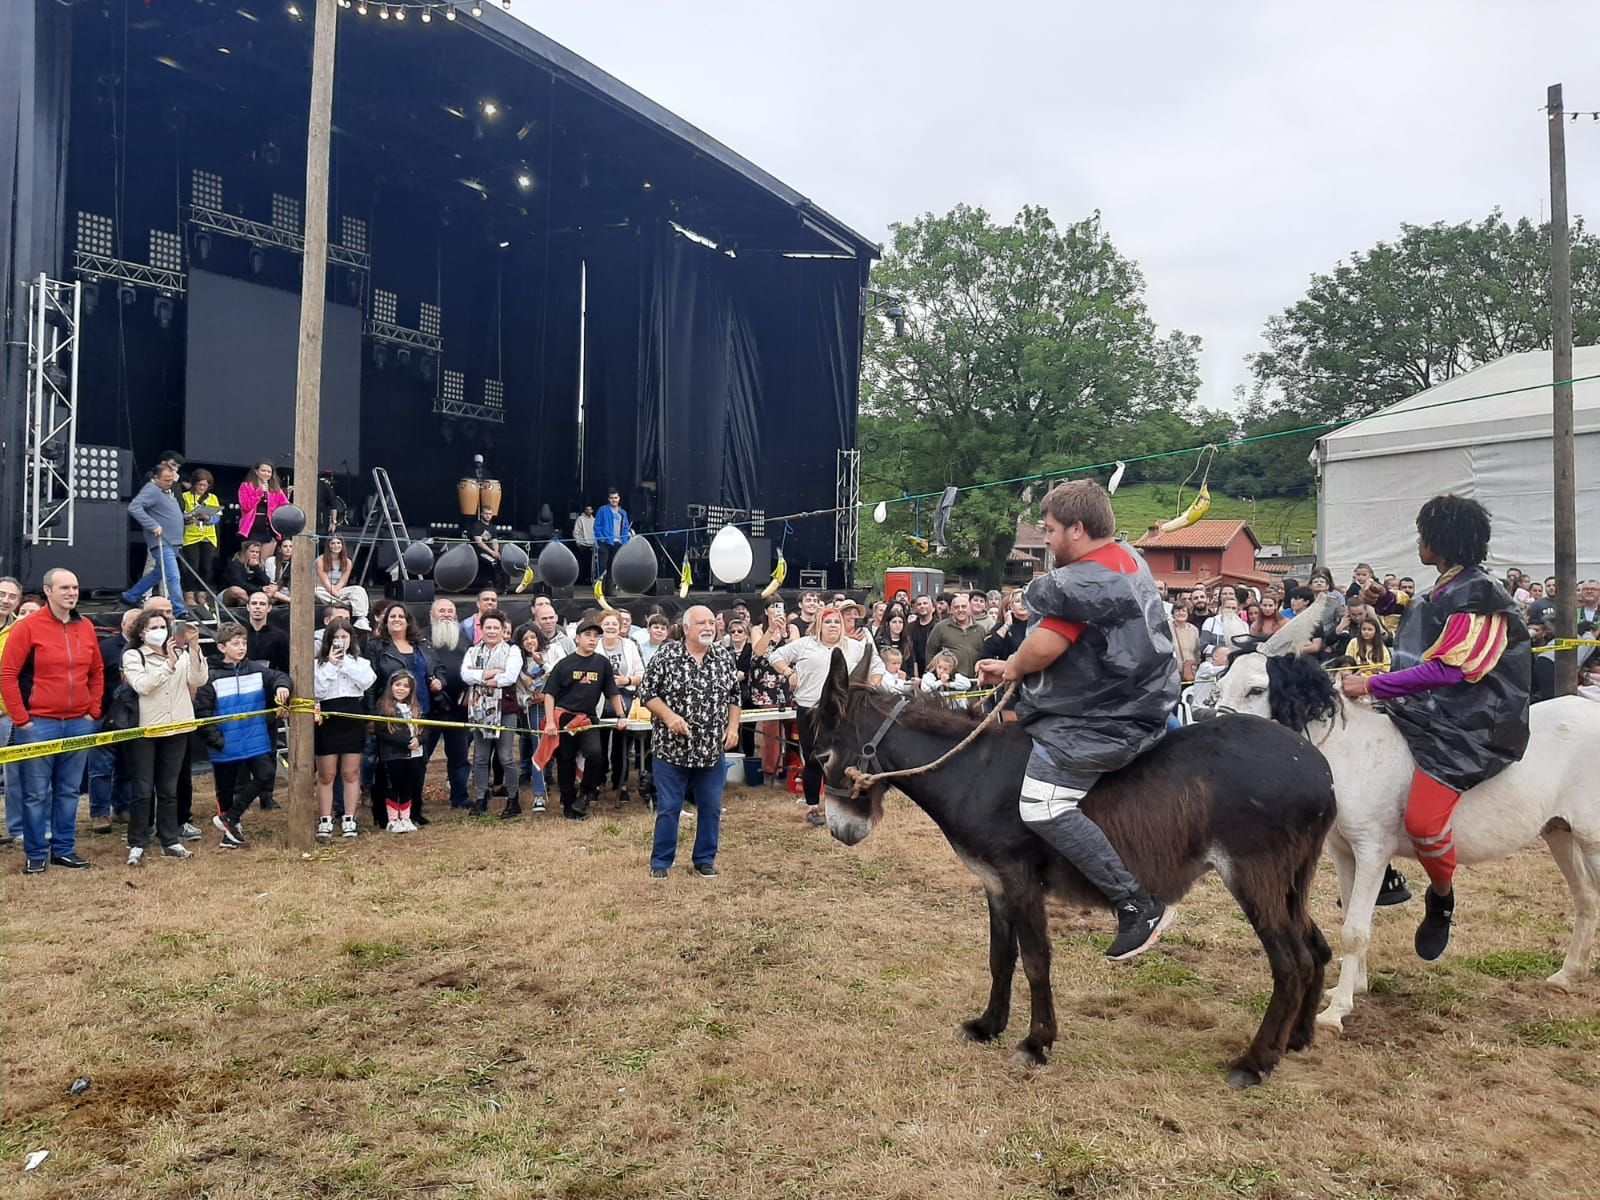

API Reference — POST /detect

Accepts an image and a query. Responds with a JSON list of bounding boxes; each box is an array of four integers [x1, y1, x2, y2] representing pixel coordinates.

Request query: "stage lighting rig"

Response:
[[863, 288, 911, 339], [153, 295, 175, 329]]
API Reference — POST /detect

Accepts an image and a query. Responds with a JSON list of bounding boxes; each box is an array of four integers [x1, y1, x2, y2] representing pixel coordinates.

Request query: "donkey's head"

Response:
[[812, 646, 892, 846], [1213, 631, 1340, 734]]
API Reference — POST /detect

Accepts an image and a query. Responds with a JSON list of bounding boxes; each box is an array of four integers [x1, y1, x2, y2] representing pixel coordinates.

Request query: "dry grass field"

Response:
[[4, 781, 1599, 1200]]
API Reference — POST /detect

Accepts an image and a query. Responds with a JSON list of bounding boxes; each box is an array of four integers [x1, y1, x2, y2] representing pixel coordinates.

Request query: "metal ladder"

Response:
[[351, 467, 412, 588]]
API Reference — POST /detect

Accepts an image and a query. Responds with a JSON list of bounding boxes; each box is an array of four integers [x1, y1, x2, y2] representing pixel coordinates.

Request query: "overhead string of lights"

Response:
[[1545, 108, 1600, 122], [334, 1, 514, 21]]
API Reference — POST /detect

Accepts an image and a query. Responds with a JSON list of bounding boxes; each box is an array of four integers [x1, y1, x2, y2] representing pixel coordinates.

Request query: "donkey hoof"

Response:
[[1009, 1044, 1048, 1070], [1225, 1067, 1264, 1090], [1545, 970, 1576, 992], [1315, 1010, 1346, 1035], [960, 1020, 1000, 1044]]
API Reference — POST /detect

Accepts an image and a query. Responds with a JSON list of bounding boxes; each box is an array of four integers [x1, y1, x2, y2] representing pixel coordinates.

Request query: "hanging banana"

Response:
[[903, 534, 930, 555], [593, 578, 615, 611], [678, 560, 693, 599], [760, 548, 788, 599], [1160, 484, 1212, 532]]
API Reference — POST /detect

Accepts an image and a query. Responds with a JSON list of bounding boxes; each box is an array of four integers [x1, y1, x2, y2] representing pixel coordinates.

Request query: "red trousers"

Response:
[[1403, 769, 1461, 893]]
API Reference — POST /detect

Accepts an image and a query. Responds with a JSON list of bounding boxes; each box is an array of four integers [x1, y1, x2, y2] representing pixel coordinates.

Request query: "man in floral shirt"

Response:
[[638, 605, 741, 878]]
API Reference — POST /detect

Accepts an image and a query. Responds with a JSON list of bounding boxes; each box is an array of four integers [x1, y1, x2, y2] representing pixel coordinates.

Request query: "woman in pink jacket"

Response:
[[238, 460, 289, 545]]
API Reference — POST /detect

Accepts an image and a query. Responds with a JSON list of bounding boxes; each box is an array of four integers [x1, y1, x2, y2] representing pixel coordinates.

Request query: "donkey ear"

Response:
[[849, 641, 874, 686], [816, 647, 851, 725], [1262, 594, 1334, 658]]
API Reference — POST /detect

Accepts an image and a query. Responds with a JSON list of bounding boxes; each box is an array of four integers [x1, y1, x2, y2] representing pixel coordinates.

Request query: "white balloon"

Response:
[[1107, 461, 1127, 495], [708, 523, 753, 585], [872, 501, 888, 524]]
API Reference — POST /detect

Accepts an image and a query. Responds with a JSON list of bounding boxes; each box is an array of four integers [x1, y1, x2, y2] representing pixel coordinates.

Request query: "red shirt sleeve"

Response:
[[0, 619, 33, 724], [1037, 616, 1083, 646]]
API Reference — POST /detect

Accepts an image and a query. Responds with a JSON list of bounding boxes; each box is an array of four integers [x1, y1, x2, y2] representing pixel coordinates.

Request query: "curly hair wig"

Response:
[[1416, 494, 1491, 568]]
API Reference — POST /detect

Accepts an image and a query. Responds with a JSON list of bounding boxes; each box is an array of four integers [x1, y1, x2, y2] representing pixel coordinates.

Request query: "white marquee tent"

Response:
[[1317, 346, 1600, 582]]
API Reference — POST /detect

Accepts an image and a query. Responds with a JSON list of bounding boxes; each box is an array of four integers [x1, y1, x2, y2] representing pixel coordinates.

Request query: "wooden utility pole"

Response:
[[1548, 83, 1578, 696], [287, 0, 339, 848]]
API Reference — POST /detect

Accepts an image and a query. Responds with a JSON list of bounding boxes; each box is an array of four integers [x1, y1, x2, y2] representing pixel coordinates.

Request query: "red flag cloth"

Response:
[[534, 709, 593, 772]]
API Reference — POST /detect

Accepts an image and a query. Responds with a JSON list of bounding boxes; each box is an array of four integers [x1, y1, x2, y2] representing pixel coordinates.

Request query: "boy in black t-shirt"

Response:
[[543, 613, 625, 819]]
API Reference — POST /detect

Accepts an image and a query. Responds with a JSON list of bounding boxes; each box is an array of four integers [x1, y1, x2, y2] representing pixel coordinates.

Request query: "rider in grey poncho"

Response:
[[979, 480, 1180, 961]]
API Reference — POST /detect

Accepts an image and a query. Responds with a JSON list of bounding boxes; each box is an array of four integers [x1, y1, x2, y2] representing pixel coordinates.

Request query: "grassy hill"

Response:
[[1107, 483, 1317, 554]]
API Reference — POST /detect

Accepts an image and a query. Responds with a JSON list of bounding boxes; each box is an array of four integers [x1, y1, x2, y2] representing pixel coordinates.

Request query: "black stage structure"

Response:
[[1, 0, 876, 594]]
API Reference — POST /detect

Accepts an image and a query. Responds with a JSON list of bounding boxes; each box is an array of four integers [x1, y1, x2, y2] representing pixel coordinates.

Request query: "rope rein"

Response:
[[843, 681, 1019, 797]]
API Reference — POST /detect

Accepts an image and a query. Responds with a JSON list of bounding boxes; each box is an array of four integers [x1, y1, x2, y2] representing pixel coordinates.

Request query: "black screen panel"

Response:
[[184, 270, 361, 471]]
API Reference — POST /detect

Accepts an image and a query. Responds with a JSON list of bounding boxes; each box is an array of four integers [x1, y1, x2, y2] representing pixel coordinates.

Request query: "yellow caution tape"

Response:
[[0, 707, 283, 766], [1532, 638, 1600, 654]]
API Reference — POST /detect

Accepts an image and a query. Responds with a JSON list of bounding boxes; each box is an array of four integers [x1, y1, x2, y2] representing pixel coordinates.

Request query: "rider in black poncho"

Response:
[[978, 480, 1180, 961], [1341, 495, 1531, 961]]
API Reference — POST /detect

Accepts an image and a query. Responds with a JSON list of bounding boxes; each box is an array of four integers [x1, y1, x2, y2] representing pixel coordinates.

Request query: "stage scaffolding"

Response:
[[23, 274, 82, 547]]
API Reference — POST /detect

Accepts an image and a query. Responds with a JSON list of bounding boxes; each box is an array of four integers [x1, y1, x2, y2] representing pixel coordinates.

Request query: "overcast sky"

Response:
[[525, 1, 1600, 411]]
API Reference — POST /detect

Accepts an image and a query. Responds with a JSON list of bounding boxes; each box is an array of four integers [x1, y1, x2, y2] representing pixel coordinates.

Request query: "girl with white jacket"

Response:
[[123, 611, 208, 866]]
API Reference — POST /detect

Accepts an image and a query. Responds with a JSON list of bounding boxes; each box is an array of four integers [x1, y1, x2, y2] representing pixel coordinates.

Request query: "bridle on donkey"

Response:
[[824, 681, 1020, 801]]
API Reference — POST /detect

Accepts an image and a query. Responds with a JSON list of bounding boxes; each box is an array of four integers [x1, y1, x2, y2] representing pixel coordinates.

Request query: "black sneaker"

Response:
[[1415, 888, 1455, 961], [499, 802, 522, 820], [1376, 865, 1413, 907], [617, 788, 631, 806], [50, 853, 93, 870], [649, 866, 669, 879], [258, 798, 281, 812], [24, 859, 46, 875], [213, 813, 247, 847], [692, 863, 719, 878], [1106, 896, 1176, 961]]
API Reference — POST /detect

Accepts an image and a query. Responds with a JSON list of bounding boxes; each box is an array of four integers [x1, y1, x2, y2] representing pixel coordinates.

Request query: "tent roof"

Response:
[[1319, 346, 1600, 462]]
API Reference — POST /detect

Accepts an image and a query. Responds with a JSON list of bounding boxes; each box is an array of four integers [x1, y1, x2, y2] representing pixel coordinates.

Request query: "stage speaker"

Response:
[[386, 578, 436, 603], [27, 501, 132, 592], [739, 537, 772, 589], [797, 569, 828, 591]]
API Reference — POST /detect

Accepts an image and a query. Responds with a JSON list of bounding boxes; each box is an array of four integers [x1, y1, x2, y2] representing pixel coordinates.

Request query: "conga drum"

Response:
[[457, 477, 480, 518], [479, 478, 502, 519]]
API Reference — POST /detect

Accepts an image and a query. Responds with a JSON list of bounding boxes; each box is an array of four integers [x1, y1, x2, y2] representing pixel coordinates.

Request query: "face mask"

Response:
[[144, 629, 169, 648]]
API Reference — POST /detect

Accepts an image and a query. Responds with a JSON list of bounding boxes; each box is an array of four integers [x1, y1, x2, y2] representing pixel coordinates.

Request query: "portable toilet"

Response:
[[883, 567, 944, 602]]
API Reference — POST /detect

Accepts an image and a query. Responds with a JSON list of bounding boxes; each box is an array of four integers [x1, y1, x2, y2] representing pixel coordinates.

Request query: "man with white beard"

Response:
[[423, 598, 471, 809]]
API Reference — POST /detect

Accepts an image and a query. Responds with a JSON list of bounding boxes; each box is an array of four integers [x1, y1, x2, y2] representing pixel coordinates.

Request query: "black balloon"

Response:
[[501, 542, 529, 574], [609, 536, 657, 594], [269, 503, 306, 539], [536, 539, 580, 589], [434, 542, 478, 593], [401, 541, 435, 575]]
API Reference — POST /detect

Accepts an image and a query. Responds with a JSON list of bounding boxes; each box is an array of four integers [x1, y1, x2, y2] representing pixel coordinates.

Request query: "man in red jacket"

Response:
[[0, 569, 103, 874]]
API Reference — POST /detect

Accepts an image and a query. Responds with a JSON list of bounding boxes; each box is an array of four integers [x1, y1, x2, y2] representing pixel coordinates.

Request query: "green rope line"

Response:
[[875, 370, 1600, 507]]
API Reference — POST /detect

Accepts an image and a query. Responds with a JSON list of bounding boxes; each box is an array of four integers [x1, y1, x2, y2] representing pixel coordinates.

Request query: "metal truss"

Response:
[[433, 397, 505, 424], [834, 448, 860, 568], [188, 205, 371, 271], [23, 275, 82, 546], [72, 251, 186, 294], [366, 318, 443, 354]]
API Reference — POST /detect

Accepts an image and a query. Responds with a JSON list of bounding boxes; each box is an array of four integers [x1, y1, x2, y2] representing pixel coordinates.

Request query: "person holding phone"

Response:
[[312, 617, 376, 841], [122, 609, 208, 866]]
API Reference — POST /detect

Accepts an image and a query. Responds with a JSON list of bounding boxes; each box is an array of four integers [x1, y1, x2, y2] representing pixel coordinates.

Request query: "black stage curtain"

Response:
[[582, 220, 864, 570], [0, 0, 73, 575]]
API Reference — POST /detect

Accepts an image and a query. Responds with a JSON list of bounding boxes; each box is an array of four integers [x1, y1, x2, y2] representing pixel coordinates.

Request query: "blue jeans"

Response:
[[88, 742, 131, 819], [124, 543, 189, 616], [1, 715, 22, 838], [650, 758, 725, 871], [15, 716, 96, 862]]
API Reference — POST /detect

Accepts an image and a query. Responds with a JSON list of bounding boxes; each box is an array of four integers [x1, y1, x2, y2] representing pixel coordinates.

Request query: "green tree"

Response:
[[1250, 211, 1600, 425], [859, 204, 1202, 584]]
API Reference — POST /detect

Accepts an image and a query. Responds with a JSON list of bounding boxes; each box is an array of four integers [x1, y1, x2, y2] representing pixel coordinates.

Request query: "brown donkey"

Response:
[[812, 649, 1337, 1088]]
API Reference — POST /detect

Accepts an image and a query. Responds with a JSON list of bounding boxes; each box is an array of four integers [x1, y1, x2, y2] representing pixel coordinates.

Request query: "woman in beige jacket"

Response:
[[122, 610, 208, 865]]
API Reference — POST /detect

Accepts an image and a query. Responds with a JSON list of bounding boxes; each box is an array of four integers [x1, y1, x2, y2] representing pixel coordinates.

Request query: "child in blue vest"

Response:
[[200, 623, 290, 847]]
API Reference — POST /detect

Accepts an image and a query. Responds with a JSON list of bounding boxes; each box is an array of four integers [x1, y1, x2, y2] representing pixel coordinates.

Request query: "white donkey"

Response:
[[1211, 598, 1600, 1032]]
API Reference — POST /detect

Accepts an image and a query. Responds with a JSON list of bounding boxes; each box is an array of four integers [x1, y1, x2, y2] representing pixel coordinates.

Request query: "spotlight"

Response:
[[420, 355, 437, 383], [343, 268, 362, 301], [154, 295, 175, 329], [117, 281, 137, 307], [642, 180, 654, 191], [498, 240, 511, 249], [396, 346, 412, 368], [372, 342, 389, 369], [515, 171, 532, 190], [481, 99, 498, 117], [194, 229, 211, 260], [82, 280, 99, 315], [887, 304, 908, 339], [249, 245, 266, 275], [287, 2, 302, 17]]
